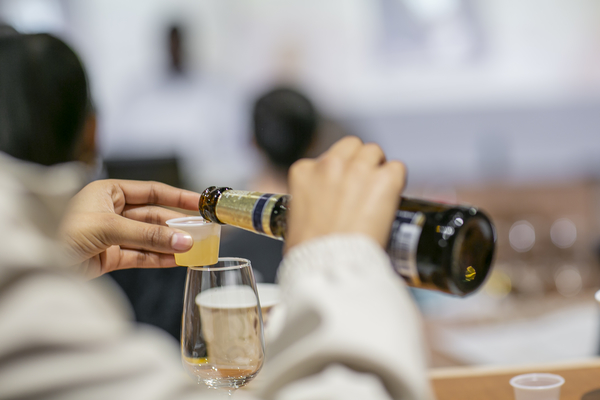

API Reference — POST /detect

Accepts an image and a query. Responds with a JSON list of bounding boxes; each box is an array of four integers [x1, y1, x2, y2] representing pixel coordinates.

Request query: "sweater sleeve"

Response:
[[0, 222, 432, 399], [0, 267, 233, 400], [253, 234, 435, 400]]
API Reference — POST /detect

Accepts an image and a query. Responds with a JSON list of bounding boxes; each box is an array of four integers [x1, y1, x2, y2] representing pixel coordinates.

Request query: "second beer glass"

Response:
[[181, 258, 264, 393]]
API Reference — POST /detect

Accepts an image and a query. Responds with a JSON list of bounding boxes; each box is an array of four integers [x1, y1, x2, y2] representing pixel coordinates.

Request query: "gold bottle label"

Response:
[[215, 190, 284, 237]]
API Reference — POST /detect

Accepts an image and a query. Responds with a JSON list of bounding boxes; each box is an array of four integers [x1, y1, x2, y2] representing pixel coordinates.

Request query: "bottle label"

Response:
[[216, 190, 284, 237], [388, 210, 424, 286]]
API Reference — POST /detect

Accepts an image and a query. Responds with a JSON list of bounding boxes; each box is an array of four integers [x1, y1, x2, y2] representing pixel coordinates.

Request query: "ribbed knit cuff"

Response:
[[277, 234, 400, 289]]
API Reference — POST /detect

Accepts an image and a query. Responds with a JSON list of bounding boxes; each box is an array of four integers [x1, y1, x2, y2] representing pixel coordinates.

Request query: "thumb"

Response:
[[106, 216, 193, 253]]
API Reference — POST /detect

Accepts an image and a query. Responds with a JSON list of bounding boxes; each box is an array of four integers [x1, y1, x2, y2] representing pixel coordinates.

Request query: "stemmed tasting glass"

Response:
[[181, 257, 265, 394]]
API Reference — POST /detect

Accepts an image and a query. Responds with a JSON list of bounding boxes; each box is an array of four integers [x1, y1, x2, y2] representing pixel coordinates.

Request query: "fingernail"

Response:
[[172, 233, 193, 251]]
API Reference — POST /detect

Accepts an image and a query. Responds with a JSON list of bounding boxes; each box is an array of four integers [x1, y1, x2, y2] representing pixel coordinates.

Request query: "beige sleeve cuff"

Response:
[[277, 234, 399, 289]]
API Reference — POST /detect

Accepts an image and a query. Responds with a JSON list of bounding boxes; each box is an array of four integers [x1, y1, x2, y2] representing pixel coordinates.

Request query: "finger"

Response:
[[379, 160, 408, 193], [112, 180, 200, 210], [288, 158, 315, 186], [104, 216, 193, 253], [112, 249, 178, 271], [321, 136, 363, 162], [353, 142, 386, 167], [122, 205, 190, 225]]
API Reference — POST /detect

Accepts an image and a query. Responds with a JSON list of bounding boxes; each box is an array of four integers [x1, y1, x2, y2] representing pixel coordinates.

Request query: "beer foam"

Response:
[[196, 286, 258, 309], [166, 216, 220, 241], [257, 283, 280, 308]]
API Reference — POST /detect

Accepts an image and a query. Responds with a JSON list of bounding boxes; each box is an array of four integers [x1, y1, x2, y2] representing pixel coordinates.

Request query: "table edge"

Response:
[[429, 357, 600, 379]]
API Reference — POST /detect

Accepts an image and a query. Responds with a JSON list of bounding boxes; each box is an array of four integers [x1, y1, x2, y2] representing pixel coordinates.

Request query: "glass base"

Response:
[[184, 358, 262, 391], [200, 374, 256, 390]]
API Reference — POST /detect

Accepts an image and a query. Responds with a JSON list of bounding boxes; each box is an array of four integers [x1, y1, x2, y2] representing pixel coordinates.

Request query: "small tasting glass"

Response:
[[510, 373, 565, 400], [166, 217, 221, 267]]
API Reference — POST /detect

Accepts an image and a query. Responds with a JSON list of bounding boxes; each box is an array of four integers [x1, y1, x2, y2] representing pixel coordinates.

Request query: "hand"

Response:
[[60, 179, 200, 278], [286, 136, 406, 250]]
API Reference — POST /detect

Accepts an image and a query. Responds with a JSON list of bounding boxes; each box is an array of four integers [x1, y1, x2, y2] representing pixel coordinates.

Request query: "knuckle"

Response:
[[318, 160, 343, 181], [319, 153, 345, 172], [136, 251, 149, 267], [343, 136, 363, 146], [348, 159, 371, 175], [363, 142, 383, 153], [380, 162, 407, 189], [147, 182, 160, 205], [289, 159, 313, 179], [389, 161, 407, 177], [145, 226, 165, 248], [380, 165, 398, 181], [290, 158, 311, 171], [358, 143, 385, 164], [146, 207, 161, 225]]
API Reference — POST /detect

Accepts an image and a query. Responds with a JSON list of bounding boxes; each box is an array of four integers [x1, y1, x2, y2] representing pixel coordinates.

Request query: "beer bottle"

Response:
[[199, 186, 496, 296]]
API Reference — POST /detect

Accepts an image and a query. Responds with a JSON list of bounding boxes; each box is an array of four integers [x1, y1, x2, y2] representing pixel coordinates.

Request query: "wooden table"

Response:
[[431, 358, 600, 400]]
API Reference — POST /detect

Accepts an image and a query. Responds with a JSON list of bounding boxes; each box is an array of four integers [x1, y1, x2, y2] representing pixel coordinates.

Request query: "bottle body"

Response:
[[388, 198, 495, 295], [199, 187, 495, 296]]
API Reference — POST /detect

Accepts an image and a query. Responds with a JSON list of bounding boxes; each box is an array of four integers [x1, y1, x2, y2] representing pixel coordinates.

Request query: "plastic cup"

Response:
[[166, 217, 221, 266], [509, 373, 565, 400]]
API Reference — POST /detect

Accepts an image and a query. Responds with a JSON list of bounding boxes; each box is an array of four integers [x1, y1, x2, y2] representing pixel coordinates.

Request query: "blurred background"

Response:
[[4, 0, 600, 368]]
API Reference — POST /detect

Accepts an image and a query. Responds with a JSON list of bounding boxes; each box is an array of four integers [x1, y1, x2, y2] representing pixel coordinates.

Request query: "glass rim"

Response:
[[165, 216, 213, 227], [187, 257, 250, 271], [509, 373, 565, 390]]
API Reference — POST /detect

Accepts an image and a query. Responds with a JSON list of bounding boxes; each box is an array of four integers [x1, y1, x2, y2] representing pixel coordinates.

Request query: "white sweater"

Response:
[[0, 153, 434, 400]]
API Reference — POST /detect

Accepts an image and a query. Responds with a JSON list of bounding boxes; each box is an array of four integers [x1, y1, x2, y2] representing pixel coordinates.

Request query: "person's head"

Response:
[[0, 22, 18, 38], [253, 87, 318, 172], [168, 24, 184, 74], [0, 33, 95, 166]]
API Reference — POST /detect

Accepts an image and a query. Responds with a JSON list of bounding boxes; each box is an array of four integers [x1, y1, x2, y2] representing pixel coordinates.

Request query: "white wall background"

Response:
[[2, 0, 600, 190]]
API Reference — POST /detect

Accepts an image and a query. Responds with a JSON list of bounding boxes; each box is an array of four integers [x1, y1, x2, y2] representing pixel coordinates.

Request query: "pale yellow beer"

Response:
[[175, 235, 220, 266], [166, 217, 221, 267], [195, 286, 263, 379]]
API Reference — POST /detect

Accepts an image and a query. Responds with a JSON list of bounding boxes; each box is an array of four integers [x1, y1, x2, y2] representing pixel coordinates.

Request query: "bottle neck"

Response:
[[199, 187, 288, 240]]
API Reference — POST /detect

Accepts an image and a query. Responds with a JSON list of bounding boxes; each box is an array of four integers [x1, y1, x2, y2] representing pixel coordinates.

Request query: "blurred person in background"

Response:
[[105, 21, 246, 191], [0, 32, 433, 400], [0, 22, 18, 37], [168, 25, 185, 75], [0, 29, 187, 344], [0, 33, 96, 168], [219, 87, 318, 283]]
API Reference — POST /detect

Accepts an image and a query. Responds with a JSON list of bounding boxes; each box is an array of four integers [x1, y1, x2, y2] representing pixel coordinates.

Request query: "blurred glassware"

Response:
[[550, 218, 577, 249], [483, 270, 512, 299], [509, 220, 536, 253], [510, 373, 564, 400], [554, 265, 583, 298], [510, 264, 546, 297]]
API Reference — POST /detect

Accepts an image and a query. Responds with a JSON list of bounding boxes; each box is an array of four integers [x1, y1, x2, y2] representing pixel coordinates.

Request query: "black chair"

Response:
[[104, 156, 183, 188]]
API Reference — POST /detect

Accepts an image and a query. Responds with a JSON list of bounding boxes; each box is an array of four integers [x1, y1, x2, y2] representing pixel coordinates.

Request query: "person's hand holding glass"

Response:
[[166, 217, 264, 394]]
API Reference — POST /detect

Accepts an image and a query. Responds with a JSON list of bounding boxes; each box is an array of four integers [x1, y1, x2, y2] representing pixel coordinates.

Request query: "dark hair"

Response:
[[253, 88, 317, 170], [0, 23, 18, 38], [0, 34, 89, 166], [168, 24, 184, 74]]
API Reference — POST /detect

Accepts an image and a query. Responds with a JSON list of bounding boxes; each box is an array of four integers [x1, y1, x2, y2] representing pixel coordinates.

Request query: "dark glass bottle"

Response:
[[199, 186, 496, 296]]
